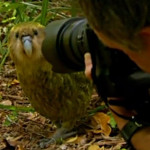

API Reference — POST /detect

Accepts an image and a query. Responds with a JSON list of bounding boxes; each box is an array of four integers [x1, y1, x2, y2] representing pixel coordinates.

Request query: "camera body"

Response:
[[42, 18, 150, 123], [42, 17, 90, 73]]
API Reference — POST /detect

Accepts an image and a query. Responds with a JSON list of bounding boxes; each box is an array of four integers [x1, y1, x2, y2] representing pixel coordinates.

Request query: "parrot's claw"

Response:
[[39, 128, 77, 148], [40, 138, 56, 148]]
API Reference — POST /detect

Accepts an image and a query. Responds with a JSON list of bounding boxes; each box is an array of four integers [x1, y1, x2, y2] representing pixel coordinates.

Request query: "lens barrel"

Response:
[[42, 17, 90, 73]]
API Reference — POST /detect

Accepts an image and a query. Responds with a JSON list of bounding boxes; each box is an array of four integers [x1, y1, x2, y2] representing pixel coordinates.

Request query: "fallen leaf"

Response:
[[66, 135, 78, 143], [91, 112, 111, 136], [0, 100, 12, 106], [0, 141, 7, 149], [11, 79, 20, 85], [1, 83, 7, 87], [99, 146, 105, 150], [59, 144, 67, 150], [88, 144, 101, 150], [16, 145, 25, 150], [66, 135, 87, 145], [6, 135, 23, 146]]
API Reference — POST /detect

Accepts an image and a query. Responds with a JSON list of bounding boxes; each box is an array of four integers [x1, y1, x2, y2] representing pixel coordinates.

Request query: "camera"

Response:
[[42, 17, 101, 73], [42, 17, 150, 123], [42, 17, 110, 96]]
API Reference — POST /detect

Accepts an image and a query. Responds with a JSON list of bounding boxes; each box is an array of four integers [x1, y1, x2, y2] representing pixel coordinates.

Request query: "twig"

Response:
[[2, 94, 24, 101], [96, 139, 126, 146]]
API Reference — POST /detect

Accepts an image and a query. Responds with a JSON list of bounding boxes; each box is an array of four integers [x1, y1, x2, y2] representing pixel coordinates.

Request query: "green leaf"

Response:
[[41, 0, 49, 25], [3, 112, 18, 127], [0, 104, 35, 113], [107, 112, 117, 128]]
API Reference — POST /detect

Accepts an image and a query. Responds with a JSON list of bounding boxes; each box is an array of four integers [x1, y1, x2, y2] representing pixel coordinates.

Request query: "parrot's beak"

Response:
[[22, 36, 32, 57]]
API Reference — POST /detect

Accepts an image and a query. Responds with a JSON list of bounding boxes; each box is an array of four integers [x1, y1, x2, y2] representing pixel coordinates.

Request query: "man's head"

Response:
[[79, 0, 150, 51], [79, 0, 150, 73]]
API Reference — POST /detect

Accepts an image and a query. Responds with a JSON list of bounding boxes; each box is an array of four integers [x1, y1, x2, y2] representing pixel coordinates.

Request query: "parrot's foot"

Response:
[[40, 127, 77, 148]]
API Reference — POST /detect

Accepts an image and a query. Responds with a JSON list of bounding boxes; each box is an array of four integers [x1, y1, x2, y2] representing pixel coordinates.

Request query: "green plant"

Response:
[[0, 0, 77, 71]]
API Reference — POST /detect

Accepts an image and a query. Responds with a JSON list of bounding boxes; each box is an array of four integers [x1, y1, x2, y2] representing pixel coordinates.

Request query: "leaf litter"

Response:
[[0, 1, 128, 148], [0, 57, 129, 150]]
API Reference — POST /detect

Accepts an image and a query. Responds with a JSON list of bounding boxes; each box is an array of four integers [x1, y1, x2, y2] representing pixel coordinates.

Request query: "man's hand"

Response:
[[84, 52, 93, 80]]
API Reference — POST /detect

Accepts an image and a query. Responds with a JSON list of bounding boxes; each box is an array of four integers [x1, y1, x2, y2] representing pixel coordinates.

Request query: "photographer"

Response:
[[81, 1, 150, 150], [42, 0, 150, 149]]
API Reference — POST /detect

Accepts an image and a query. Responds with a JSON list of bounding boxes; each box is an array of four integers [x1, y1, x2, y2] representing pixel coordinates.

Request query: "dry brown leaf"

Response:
[[11, 79, 20, 85], [16, 145, 25, 150], [91, 112, 111, 136], [0, 141, 7, 150], [7, 135, 23, 146], [1, 83, 7, 87], [0, 91, 3, 96], [90, 129, 103, 134], [99, 146, 105, 150], [37, 115, 47, 124], [66, 135, 87, 145], [0, 100, 12, 106], [88, 144, 101, 150]]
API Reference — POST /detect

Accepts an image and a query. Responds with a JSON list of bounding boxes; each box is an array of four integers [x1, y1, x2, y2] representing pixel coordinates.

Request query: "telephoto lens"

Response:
[[42, 17, 96, 73]]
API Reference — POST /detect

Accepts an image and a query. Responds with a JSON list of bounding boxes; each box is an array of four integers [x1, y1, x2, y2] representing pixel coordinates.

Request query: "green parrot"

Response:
[[8, 22, 93, 148]]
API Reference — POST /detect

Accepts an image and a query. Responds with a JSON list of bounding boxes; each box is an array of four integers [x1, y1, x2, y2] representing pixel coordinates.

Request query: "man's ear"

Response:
[[140, 27, 150, 37], [139, 27, 150, 48]]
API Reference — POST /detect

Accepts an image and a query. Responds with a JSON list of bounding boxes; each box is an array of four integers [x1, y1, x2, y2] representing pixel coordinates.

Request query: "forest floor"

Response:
[[0, 58, 127, 150], [0, 1, 128, 149]]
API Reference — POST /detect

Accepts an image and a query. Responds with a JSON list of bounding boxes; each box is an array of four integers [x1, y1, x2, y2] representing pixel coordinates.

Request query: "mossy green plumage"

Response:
[[8, 22, 93, 131]]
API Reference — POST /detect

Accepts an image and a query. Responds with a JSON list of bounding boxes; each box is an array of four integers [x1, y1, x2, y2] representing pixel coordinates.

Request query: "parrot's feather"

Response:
[[8, 22, 93, 148]]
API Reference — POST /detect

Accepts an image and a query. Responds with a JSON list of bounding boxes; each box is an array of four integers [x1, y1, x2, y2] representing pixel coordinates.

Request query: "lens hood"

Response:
[[42, 17, 87, 73]]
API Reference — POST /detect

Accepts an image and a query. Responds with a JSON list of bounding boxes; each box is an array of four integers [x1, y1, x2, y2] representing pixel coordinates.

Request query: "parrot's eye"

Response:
[[33, 30, 38, 36], [15, 32, 19, 38]]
